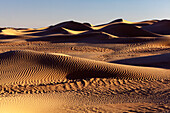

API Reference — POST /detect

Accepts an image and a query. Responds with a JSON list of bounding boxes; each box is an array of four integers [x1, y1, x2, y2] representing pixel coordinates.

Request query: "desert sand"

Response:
[[0, 19, 170, 113]]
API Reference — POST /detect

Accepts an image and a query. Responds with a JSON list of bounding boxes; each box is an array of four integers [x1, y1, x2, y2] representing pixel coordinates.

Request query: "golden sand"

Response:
[[0, 19, 170, 113]]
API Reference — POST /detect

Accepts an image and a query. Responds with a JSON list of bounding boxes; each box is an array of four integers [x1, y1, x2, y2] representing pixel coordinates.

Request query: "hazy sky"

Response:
[[0, 0, 170, 28]]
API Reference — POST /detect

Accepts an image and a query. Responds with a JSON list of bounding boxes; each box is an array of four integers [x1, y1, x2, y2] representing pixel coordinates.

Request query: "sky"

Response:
[[0, 0, 170, 28]]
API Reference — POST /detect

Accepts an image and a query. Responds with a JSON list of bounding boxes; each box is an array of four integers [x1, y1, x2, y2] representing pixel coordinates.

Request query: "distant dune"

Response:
[[0, 19, 170, 113], [1, 28, 23, 35], [100, 23, 160, 37], [48, 21, 92, 31], [26, 31, 118, 43], [143, 20, 170, 35], [109, 18, 133, 24]]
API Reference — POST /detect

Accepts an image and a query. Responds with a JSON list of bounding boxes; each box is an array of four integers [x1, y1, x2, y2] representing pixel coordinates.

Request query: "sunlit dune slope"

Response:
[[62, 27, 88, 34], [0, 50, 169, 85], [92, 19, 133, 30], [1, 28, 23, 35]]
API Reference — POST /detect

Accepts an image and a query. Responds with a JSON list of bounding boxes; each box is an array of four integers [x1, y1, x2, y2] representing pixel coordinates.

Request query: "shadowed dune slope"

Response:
[[0, 28, 6, 32], [61, 27, 88, 34], [142, 20, 170, 35], [109, 18, 132, 24], [132, 20, 159, 26], [26, 31, 117, 43], [0, 50, 169, 85], [92, 19, 132, 30], [100, 23, 160, 37], [29, 21, 92, 36], [28, 27, 70, 36], [109, 18, 125, 23], [111, 53, 170, 69], [47, 21, 92, 31]]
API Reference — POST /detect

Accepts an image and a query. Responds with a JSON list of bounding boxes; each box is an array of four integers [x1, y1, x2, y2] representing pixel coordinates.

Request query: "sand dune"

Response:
[[92, 19, 158, 30], [26, 31, 117, 43], [0, 28, 6, 32], [92, 18, 132, 30], [28, 21, 92, 36], [62, 27, 88, 34], [0, 19, 170, 113], [143, 20, 170, 35], [100, 23, 160, 37], [28, 27, 70, 36], [1, 50, 169, 86], [0, 28, 23, 35], [132, 20, 159, 26], [48, 21, 92, 31], [109, 18, 133, 24]]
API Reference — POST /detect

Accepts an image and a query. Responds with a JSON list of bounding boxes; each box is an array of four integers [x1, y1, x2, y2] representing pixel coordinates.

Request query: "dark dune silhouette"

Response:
[[110, 53, 170, 69], [48, 21, 92, 31], [143, 20, 170, 35], [100, 23, 160, 37]]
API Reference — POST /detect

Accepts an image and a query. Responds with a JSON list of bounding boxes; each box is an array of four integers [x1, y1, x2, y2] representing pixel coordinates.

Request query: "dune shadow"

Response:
[[26, 32, 160, 44], [110, 53, 170, 69], [23, 29, 44, 33], [0, 35, 18, 39]]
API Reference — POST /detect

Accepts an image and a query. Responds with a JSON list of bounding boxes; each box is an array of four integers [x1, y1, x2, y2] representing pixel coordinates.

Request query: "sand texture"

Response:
[[0, 19, 170, 113]]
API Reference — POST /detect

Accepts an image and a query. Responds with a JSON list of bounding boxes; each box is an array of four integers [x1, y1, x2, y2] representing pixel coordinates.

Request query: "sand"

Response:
[[0, 19, 170, 113]]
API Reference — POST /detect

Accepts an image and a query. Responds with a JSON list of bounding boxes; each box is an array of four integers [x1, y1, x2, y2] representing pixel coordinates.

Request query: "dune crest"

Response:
[[109, 18, 133, 24]]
